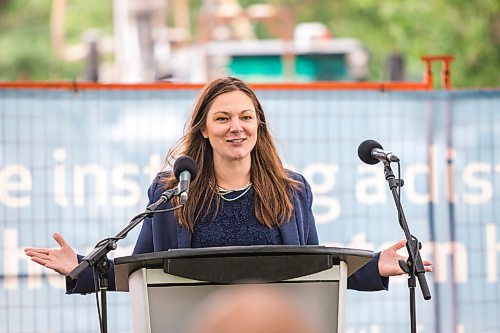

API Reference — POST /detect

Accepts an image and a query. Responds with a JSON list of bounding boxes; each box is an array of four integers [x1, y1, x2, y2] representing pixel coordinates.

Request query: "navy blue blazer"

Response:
[[68, 171, 388, 294]]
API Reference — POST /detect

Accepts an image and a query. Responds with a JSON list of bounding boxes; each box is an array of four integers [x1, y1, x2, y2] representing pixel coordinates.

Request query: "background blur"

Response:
[[0, 0, 499, 87], [1, 1, 500, 333]]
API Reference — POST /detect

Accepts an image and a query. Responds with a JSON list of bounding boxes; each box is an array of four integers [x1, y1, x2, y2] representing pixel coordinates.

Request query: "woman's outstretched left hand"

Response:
[[378, 239, 433, 277]]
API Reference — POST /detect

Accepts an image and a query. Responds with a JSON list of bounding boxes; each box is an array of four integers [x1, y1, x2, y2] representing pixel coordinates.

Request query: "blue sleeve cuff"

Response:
[[347, 252, 389, 291], [65, 254, 116, 295], [65, 255, 95, 295]]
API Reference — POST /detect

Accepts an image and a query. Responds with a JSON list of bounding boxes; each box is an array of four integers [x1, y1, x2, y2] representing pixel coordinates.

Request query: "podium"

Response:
[[114, 245, 373, 333]]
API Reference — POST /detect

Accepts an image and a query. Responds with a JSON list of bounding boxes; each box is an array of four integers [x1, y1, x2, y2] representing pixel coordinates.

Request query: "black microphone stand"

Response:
[[382, 160, 431, 333], [67, 188, 179, 333]]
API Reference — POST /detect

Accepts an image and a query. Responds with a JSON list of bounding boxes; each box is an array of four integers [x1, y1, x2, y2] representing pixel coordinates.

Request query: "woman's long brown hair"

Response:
[[162, 77, 299, 232]]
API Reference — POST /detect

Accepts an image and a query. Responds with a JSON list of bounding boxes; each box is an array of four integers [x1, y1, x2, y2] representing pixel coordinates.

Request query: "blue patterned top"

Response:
[[191, 187, 282, 248]]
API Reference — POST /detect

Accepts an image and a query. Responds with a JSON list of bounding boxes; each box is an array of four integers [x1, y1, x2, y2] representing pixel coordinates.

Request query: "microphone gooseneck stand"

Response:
[[382, 160, 431, 333], [67, 188, 180, 333]]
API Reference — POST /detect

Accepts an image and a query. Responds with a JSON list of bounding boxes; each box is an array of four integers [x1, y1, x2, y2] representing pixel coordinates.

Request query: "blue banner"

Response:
[[1, 88, 499, 333]]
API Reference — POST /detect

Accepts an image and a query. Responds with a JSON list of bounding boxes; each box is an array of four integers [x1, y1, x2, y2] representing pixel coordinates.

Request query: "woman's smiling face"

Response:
[[202, 90, 258, 164]]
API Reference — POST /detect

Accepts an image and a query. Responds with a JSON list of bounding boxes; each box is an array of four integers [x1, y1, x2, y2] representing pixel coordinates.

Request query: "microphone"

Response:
[[173, 156, 198, 205], [357, 139, 400, 165]]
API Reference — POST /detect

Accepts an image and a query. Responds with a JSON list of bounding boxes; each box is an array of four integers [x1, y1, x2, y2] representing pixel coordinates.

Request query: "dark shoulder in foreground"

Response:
[[285, 169, 308, 186], [148, 171, 174, 200], [154, 170, 172, 184]]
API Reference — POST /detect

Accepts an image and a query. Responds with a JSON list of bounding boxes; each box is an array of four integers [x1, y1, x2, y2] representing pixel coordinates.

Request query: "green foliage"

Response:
[[0, 0, 498, 87], [286, 0, 500, 87], [0, 0, 111, 81]]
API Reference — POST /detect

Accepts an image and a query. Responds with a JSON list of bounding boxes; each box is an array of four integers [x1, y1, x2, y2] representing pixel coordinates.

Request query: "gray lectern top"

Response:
[[114, 245, 373, 291]]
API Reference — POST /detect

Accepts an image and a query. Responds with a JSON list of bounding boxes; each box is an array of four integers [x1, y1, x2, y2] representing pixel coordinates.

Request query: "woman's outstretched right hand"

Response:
[[24, 232, 78, 276]]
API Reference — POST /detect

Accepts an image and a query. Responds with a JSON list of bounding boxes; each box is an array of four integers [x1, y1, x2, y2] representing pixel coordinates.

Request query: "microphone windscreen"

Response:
[[358, 139, 384, 165], [173, 156, 198, 181]]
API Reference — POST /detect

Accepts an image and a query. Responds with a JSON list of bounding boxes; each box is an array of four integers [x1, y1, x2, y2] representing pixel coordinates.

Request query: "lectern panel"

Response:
[[147, 282, 340, 333], [129, 265, 346, 333]]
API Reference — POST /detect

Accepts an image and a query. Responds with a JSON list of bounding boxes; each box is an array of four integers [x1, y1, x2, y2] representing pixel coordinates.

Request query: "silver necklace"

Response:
[[217, 183, 252, 202]]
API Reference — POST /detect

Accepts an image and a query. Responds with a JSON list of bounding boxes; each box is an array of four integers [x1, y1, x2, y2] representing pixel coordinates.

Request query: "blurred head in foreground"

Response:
[[185, 285, 319, 333]]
